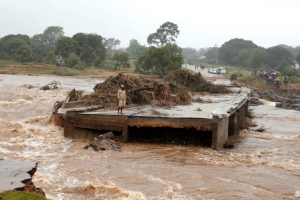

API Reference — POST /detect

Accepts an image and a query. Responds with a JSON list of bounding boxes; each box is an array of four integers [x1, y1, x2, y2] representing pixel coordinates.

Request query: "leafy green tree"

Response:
[[104, 38, 121, 54], [205, 47, 218, 62], [249, 48, 267, 71], [66, 52, 80, 67], [165, 44, 182, 54], [139, 46, 183, 74], [31, 34, 47, 56], [282, 66, 300, 76], [72, 33, 106, 66], [147, 22, 180, 47], [46, 51, 55, 64], [15, 45, 32, 62], [113, 52, 129, 70], [55, 36, 75, 59], [237, 50, 251, 67], [218, 38, 258, 66], [265, 45, 293, 69], [43, 26, 64, 51], [126, 39, 146, 58], [0, 34, 31, 57], [279, 44, 300, 58]]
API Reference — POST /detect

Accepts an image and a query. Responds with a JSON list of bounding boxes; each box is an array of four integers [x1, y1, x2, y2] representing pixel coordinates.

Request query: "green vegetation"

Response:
[[0, 190, 46, 200], [0, 24, 299, 79], [126, 39, 146, 59], [137, 22, 183, 75], [147, 22, 179, 47], [0, 60, 137, 76], [218, 38, 258, 67], [138, 45, 183, 75]]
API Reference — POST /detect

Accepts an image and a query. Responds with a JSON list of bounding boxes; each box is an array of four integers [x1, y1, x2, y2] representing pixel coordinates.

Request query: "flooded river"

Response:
[[0, 74, 300, 200]]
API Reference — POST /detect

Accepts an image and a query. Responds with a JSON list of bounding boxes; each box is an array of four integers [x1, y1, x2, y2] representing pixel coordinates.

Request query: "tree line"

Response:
[[0, 23, 183, 74], [1, 24, 299, 76], [183, 39, 300, 76]]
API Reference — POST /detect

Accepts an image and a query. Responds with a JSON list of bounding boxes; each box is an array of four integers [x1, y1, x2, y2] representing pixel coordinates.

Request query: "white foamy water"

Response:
[[1, 74, 300, 199]]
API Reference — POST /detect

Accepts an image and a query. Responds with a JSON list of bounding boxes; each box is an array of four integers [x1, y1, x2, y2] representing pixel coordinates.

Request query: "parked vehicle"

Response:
[[217, 67, 227, 74], [212, 68, 218, 74], [208, 68, 213, 73]]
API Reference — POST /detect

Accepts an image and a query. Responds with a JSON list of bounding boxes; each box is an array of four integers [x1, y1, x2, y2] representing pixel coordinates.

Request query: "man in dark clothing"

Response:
[[284, 76, 288, 86]]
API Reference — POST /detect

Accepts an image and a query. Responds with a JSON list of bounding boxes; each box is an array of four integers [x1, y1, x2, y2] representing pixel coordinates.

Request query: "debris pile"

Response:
[[66, 89, 83, 102], [84, 132, 121, 151], [52, 70, 229, 115], [49, 101, 64, 126], [40, 81, 61, 90], [87, 72, 194, 107], [164, 70, 230, 93]]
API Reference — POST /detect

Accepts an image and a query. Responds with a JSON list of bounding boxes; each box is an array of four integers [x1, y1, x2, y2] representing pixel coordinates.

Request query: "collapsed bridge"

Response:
[[59, 87, 250, 151]]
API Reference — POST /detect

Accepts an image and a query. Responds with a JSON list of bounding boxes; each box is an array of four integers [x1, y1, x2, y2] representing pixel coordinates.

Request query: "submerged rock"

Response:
[[249, 98, 264, 106], [84, 132, 121, 151], [40, 81, 61, 90]]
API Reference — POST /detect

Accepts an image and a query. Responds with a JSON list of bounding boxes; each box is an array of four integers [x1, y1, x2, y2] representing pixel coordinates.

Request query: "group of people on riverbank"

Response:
[[254, 70, 288, 88]]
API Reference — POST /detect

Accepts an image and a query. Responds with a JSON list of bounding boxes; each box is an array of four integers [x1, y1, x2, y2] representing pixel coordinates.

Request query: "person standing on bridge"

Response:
[[117, 85, 126, 114]]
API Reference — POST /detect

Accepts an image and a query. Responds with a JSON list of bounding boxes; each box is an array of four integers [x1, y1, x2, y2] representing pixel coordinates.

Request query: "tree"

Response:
[[265, 45, 293, 69], [205, 47, 218, 62], [72, 33, 106, 66], [55, 36, 75, 59], [279, 44, 300, 58], [66, 52, 80, 68], [218, 38, 258, 66], [126, 39, 143, 58], [15, 45, 32, 62], [43, 26, 64, 51], [249, 48, 267, 71], [147, 22, 180, 47], [139, 46, 183, 74], [31, 34, 47, 56], [237, 50, 251, 67], [113, 52, 129, 70], [104, 38, 121, 54], [0, 34, 31, 57], [46, 51, 55, 64]]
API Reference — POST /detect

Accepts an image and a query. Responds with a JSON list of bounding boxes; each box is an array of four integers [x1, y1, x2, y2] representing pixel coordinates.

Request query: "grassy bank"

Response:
[[0, 190, 46, 200], [1, 60, 299, 87], [0, 60, 138, 77]]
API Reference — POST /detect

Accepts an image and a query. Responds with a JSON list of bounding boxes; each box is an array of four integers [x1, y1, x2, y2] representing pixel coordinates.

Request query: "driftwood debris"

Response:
[[55, 70, 229, 111]]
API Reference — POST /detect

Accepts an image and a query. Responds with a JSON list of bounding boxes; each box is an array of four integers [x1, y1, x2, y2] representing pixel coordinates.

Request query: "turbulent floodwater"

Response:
[[0, 74, 300, 200]]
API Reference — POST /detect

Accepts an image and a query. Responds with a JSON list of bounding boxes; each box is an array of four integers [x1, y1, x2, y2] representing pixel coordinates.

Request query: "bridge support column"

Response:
[[212, 117, 229, 151], [122, 126, 128, 142], [229, 112, 239, 136]]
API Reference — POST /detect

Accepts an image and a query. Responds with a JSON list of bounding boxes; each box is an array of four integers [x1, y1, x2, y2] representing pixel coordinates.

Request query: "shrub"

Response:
[[73, 61, 86, 70], [66, 53, 80, 68]]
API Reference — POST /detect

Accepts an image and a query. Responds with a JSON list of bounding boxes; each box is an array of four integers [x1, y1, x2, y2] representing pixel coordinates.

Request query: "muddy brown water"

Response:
[[0, 74, 300, 200]]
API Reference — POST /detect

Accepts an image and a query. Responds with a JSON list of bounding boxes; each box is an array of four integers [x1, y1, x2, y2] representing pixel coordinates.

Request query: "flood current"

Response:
[[0, 73, 300, 200]]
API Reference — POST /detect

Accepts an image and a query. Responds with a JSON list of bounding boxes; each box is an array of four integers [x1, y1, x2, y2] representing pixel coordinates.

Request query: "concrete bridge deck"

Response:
[[62, 86, 250, 151]]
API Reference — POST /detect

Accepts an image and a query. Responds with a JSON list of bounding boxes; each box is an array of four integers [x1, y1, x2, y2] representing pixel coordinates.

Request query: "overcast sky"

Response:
[[1, 0, 299, 49]]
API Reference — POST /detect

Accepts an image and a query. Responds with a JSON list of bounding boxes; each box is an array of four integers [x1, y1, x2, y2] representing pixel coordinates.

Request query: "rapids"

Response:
[[0, 74, 300, 200]]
